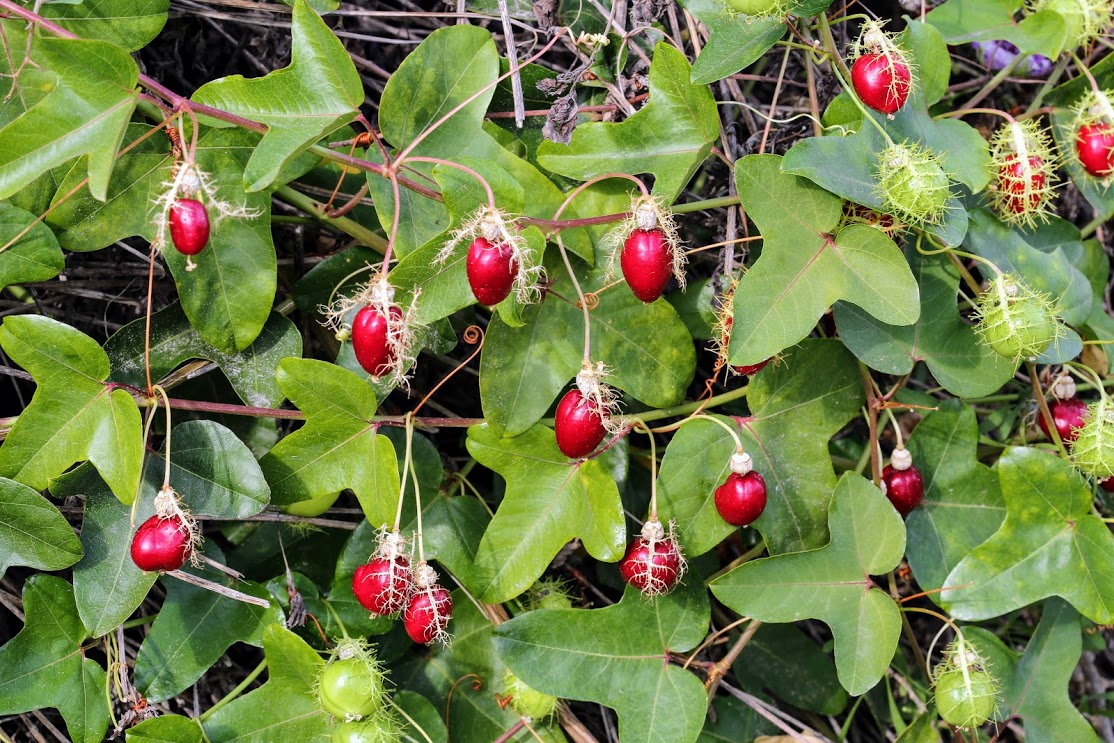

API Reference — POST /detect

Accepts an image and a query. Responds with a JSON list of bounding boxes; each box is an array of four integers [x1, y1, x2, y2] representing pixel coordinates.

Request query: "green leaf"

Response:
[[260, 358, 400, 525], [466, 423, 626, 602], [0, 478, 81, 579], [710, 474, 906, 695], [192, 0, 362, 191], [834, 249, 1016, 397], [679, 0, 786, 85], [135, 569, 276, 702], [902, 404, 1005, 595], [925, 0, 1067, 59], [781, 118, 970, 247], [202, 624, 330, 743], [0, 574, 109, 743], [369, 25, 575, 258], [968, 599, 1100, 742], [106, 303, 302, 408], [394, 691, 449, 743], [30, 0, 169, 51], [126, 715, 204, 743], [659, 339, 864, 555], [55, 465, 157, 637], [480, 251, 696, 437], [728, 155, 919, 367], [0, 202, 64, 291], [127, 715, 204, 742], [943, 447, 1114, 623], [0, 476, 82, 578], [902, 20, 950, 107], [538, 43, 718, 203], [699, 695, 773, 741], [0, 315, 143, 503], [495, 581, 711, 743], [0, 35, 138, 201], [146, 420, 270, 519]]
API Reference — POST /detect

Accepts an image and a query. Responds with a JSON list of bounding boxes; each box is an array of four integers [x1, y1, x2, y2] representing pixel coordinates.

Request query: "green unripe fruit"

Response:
[[723, 0, 779, 14], [332, 717, 402, 743], [877, 143, 951, 226], [281, 491, 342, 517], [530, 579, 574, 611], [976, 275, 1058, 361], [1071, 398, 1114, 479], [1031, 0, 1111, 47], [935, 668, 996, 728], [504, 670, 558, 720], [319, 658, 386, 720], [1039, 0, 1086, 40]]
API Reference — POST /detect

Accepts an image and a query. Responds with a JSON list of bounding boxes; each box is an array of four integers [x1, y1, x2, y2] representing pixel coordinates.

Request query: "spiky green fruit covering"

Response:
[[1073, 89, 1114, 130], [1029, 0, 1112, 48], [529, 578, 574, 611], [1070, 398, 1114, 478], [932, 640, 999, 729], [722, 0, 786, 19], [504, 669, 558, 720], [975, 274, 1060, 361], [331, 712, 403, 743], [876, 143, 951, 226], [988, 120, 1059, 225]]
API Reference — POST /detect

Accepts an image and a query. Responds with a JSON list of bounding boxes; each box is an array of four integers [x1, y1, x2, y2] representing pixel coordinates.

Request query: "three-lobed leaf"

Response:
[[0, 476, 82, 578], [710, 474, 906, 695], [0, 315, 142, 503]]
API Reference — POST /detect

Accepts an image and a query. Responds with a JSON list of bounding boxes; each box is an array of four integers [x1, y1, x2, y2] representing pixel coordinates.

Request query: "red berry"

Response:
[[619, 536, 682, 593], [352, 555, 412, 615], [168, 198, 210, 256], [1076, 123, 1114, 177], [733, 359, 770, 376], [466, 237, 518, 305], [554, 389, 607, 458], [881, 464, 924, 517], [998, 154, 1047, 214], [352, 305, 402, 378], [621, 228, 672, 303], [131, 515, 192, 572], [714, 471, 767, 527], [403, 585, 452, 644], [851, 53, 911, 115], [1037, 396, 1088, 444], [1100, 477, 1114, 493]]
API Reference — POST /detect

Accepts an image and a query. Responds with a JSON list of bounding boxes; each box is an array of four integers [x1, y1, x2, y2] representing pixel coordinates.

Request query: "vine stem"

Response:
[[405, 414, 427, 563], [632, 419, 659, 522], [403, 156, 496, 209], [165, 570, 271, 607], [153, 385, 173, 488], [883, 406, 904, 450], [394, 415, 413, 534], [198, 660, 267, 722], [650, 412, 744, 454]]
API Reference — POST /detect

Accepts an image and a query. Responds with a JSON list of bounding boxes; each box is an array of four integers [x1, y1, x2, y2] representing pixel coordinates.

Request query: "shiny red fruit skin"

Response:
[[715, 471, 767, 527], [169, 199, 211, 256], [403, 586, 452, 644], [352, 305, 402, 378], [352, 555, 412, 615], [1077, 123, 1114, 177], [619, 537, 681, 592], [733, 358, 770, 376], [999, 154, 1046, 214], [466, 237, 518, 305], [1037, 397, 1088, 444], [621, 229, 672, 303], [554, 389, 607, 458], [1100, 477, 1114, 493], [131, 515, 192, 572], [881, 464, 924, 517], [851, 53, 911, 115]]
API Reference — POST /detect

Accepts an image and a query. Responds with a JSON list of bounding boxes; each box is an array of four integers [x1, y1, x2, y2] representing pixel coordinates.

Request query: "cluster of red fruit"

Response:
[[352, 539, 453, 644]]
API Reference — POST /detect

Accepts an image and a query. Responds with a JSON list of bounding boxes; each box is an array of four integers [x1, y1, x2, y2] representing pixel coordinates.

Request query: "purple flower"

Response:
[[972, 40, 1053, 77]]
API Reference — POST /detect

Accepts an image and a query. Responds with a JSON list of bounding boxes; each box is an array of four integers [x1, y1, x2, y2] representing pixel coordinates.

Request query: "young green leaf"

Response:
[[538, 43, 719, 204], [710, 474, 906, 695], [728, 154, 919, 368], [192, 0, 363, 192], [0, 202, 65, 291], [0, 575, 109, 743], [466, 423, 626, 603], [0, 315, 142, 503], [0, 477, 82, 578], [679, 0, 786, 85], [943, 447, 1114, 623], [260, 358, 400, 526], [494, 581, 711, 743]]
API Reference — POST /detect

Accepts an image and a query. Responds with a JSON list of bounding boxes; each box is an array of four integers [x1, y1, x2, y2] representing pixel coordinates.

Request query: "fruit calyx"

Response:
[[932, 639, 998, 729], [989, 120, 1058, 224], [619, 518, 686, 597], [876, 142, 952, 227], [974, 274, 1060, 362], [318, 640, 387, 721]]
